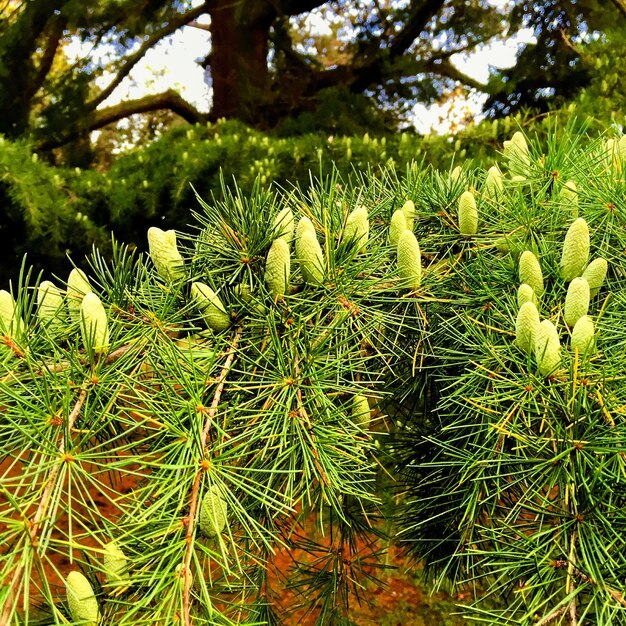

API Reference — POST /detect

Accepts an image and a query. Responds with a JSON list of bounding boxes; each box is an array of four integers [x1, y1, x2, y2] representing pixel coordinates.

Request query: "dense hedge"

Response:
[[0, 110, 600, 283]]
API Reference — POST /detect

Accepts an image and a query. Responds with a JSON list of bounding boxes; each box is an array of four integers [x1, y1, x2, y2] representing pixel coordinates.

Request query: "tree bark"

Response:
[[0, 0, 70, 138], [611, 0, 626, 17], [209, 0, 275, 123]]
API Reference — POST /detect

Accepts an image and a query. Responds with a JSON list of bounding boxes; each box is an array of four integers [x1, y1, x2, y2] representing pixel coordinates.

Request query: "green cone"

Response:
[[519, 251, 544, 296]]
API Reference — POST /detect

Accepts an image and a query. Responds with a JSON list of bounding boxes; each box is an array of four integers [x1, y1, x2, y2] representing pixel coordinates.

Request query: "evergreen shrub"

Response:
[[0, 171, 425, 625], [5, 120, 626, 624], [396, 124, 626, 624]]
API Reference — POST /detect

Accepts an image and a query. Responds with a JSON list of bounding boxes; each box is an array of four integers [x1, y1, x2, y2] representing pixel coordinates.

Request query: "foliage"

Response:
[[1, 110, 617, 285], [394, 123, 626, 623], [7, 115, 626, 623], [0, 169, 425, 625], [0, 136, 108, 282]]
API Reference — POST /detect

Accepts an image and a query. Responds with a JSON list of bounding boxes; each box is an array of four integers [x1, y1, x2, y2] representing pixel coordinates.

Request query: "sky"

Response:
[[67, 3, 535, 136]]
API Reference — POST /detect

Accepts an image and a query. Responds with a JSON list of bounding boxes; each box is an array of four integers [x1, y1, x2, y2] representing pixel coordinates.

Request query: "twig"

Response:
[[566, 528, 578, 625], [0, 386, 88, 624], [38, 341, 140, 375], [293, 355, 330, 487], [182, 328, 242, 626], [536, 605, 568, 626]]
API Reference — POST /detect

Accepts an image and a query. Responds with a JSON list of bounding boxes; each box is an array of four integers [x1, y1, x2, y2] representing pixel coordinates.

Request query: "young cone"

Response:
[[560, 218, 590, 282], [517, 283, 538, 309], [0, 290, 22, 337], [66, 571, 100, 626], [484, 165, 504, 199], [199, 485, 228, 538], [343, 206, 369, 251], [397, 229, 421, 290], [389, 210, 408, 247], [518, 251, 544, 296], [147, 227, 185, 281], [458, 190, 478, 236], [80, 293, 110, 354], [564, 277, 590, 327], [582, 257, 608, 298], [295, 216, 316, 242], [534, 319, 561, 376], [503, 131, 531, 177], [515, 301, 540, 353], [265, 238, 291, 298], [571, 315, 595, 355], [273, 206, 295, 244], [191, 282, 231, 332], [450, 165, 463, 184], [351, 394, 371, 430], [37, 281, 65, 327], [67, 268, 92, 323], [296, 228, 324, 285], [103, 541, 129, 584], [401, 200, 417, 230]]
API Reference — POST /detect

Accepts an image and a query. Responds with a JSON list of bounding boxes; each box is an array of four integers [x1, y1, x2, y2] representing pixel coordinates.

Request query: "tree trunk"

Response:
[[0, 0, 68, 138], [209, 0, 274, 124]]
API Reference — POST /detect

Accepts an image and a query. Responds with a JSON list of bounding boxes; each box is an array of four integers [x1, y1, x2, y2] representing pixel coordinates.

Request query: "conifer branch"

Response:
[[0, 386, 88, 625], [182, 327, 243, 626]]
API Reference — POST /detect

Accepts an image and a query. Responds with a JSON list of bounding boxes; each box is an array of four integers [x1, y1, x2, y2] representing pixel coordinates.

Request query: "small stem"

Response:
[[182, 328, 242, 626], [38, 341, 141, 374], [0, 386, 88, 624], [293, 355, 329, 487], [536, 605, 568, 626], [566, 528, 578, 626]]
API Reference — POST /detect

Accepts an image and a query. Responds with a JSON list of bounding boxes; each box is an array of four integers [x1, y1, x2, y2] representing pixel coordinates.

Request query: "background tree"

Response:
[[484, 0, 623, 116], [2, 0, 623, 157]]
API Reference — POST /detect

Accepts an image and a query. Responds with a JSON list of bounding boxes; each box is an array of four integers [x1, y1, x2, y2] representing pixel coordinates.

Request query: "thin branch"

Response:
[[37, 90, 208, 151], [186, 20, 211, 32], [429, 37, 490, 62], [536, 605, 568, 626], [91, 91, 207, 130], [293, 354, 329, 486], [182, 327, 243, 626], [611, 0, 626, 18], [566, 528, 578, 626], [38, 341, 141, 375], [87, 2, 209, 111], [0, 386, 88, 625], [388, 0, 447, 59], [422, 58, 486, 91], [26, 13, 67, 101], [309, 0, 448, 94]]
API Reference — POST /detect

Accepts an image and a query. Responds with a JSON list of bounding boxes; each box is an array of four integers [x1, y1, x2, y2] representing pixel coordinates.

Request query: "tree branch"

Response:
[[0, 385, 88, 625], [91, 91, 207, 129], [183, 327, 242, 626], [86, 2, 210, 111], [389, 0, 448, 59], [37, 90, 208, 151], [26, 13, 68, 101], [611, 0, 626, 18], [304, 0, 448, 94], [423, 58, 486, 91], [278, 0, 330, 16], [187, 20, 212, 32]]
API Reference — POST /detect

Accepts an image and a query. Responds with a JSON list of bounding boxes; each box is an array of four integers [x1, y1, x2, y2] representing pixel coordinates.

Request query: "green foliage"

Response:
[[0, 170, 423, 625], [395, 123, 626, 623], [8, 116, 626, 623], [0, 137, 108, 283]]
